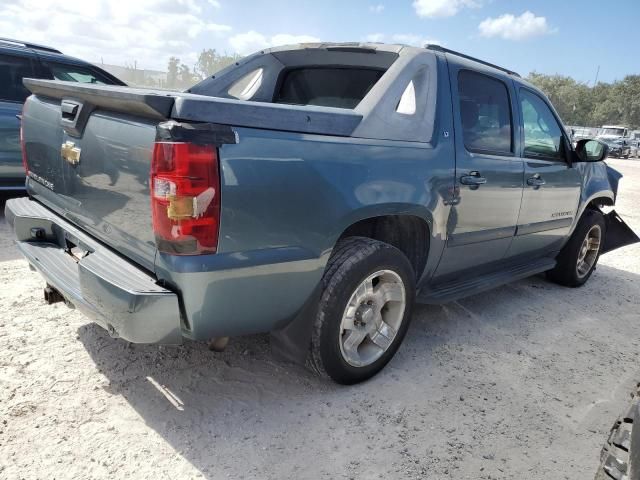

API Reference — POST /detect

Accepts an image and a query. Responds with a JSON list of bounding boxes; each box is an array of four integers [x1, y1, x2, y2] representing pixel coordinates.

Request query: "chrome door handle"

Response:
[[527, 175, 546, 187], [460, 171, 487, 186]]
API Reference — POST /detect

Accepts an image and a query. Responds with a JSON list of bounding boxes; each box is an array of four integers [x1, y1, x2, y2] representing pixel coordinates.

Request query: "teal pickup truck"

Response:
[[5, 43, 639, 384]]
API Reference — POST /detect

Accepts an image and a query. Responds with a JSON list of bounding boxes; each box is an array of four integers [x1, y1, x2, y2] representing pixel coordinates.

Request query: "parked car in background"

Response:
[[570, 126, 597, 139], [569, 126, 598, 148], [6, 43, 640, 384], [605, 138, 632, 159], [629, 131, 640, 157], [0, 38, 125, 190], [599, 125, 630, 141]]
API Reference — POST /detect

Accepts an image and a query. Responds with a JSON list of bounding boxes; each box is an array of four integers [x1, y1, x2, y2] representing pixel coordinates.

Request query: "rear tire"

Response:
[[308, 237, 415, 384], [547, 209, 605, 287]]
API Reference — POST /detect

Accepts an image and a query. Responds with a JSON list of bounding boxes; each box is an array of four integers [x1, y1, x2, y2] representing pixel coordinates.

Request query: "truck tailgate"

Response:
[[20, 78, 364, 271], [21, 83, 174, 272]]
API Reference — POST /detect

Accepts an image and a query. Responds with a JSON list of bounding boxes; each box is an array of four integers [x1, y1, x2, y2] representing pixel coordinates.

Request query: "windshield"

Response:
[[601, 127, 626, 136]]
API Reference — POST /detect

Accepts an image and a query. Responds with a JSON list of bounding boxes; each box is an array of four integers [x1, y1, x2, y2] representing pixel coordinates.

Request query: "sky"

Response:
[[0, 0, 638, 83]]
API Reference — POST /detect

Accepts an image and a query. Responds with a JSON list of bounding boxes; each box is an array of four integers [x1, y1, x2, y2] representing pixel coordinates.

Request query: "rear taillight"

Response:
[[20, 105, 28, 174], [151, 142, 220, 255]]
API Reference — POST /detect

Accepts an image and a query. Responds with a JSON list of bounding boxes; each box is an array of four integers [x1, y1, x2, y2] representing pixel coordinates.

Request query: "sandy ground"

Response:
[[1, 158, 639, 480]]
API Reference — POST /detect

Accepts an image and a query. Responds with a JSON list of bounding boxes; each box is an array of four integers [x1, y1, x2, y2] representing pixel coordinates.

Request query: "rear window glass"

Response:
[[396, 80, 417, 115], [275, 67, 384, 109], [228, 68, 264, 100]]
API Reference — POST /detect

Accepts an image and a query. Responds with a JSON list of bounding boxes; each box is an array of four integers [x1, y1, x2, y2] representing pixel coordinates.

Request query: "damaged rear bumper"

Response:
[[5, 197, 182, 344]]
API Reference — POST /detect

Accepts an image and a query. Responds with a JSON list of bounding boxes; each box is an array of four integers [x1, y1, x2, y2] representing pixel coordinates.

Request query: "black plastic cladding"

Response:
[[155, 120, 238, 146]]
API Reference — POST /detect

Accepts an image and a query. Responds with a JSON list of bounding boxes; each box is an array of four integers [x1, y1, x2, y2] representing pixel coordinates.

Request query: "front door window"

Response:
[[520, 90, 566, 161]]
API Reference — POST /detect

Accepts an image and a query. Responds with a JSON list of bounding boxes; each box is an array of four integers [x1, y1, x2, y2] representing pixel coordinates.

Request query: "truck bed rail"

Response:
[[24, 78, 175, 120], [23, 78, 364, 136]]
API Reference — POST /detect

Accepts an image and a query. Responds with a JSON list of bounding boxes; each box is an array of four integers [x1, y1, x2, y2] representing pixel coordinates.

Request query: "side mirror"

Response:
[[575, 139, 609, 162]]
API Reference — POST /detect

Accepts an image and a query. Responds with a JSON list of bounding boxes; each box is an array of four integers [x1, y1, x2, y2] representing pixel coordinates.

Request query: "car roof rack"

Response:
[[0, 38, 62, 54], [425, 44, 520, 77]]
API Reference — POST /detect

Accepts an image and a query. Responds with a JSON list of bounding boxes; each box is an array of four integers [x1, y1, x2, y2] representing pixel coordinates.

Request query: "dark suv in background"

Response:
[[0, 38, 124, 190]]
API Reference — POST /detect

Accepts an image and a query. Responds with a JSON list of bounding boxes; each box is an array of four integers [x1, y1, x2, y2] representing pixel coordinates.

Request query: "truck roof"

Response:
[[424, 44, 520, 77], [257, 41, 521, 77], [0, 37, 62, 54], [255, 41, 406, 55]]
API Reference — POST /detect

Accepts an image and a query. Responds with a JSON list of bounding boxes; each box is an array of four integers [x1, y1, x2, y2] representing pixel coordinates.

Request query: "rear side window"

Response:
[[396, 80, 416, 115], [458, 70, 513, 155], [0, 54, 35, 103], [228, 68, 264, 100], [43, 62, 110, 84], [275, 67, 384, 109]]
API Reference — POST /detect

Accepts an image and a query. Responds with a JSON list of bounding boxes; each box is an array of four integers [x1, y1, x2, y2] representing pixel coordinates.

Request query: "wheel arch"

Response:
[[585, 195, 615, 210], [271, 206, 439, 367], [335, 213, 432, 282], [570, 191, 615, 238]]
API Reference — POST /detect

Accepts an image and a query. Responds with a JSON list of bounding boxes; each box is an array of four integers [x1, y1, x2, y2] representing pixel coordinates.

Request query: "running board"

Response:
[[417, 257, 556, 304]]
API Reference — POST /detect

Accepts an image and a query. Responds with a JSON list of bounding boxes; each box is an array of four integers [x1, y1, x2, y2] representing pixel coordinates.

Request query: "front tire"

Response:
[[547, 209, 605, 287], [309, 237, 415, 384]]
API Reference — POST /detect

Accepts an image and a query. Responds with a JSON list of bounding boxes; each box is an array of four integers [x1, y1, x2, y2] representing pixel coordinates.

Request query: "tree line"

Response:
[[526, 73, 640, 129], [166, 49, 242, 90]]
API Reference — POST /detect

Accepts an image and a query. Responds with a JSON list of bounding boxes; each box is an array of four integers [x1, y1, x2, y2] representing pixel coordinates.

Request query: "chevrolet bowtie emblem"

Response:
[[61, 141, 81, 165]]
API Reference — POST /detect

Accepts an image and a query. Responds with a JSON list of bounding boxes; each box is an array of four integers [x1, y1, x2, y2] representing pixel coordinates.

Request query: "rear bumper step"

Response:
[[5, 197, 182, 344]]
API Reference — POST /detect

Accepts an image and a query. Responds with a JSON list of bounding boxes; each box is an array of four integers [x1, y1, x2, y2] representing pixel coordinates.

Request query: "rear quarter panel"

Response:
[[217, 128, 452, 257], [156, 127, 455, 339]]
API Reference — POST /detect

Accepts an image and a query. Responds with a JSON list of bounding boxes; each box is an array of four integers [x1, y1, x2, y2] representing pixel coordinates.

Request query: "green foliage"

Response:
[[194, 48, 241, 79], [167, 57, 180, 89], [527, 72, 640, 129], [166, 49, 241, 90], [178, 63, 197, 86]]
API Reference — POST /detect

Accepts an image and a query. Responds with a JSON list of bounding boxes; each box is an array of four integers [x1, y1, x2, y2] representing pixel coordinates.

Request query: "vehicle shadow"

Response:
[[0, 191, 27, 262], [76, 260, 640, 479]]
